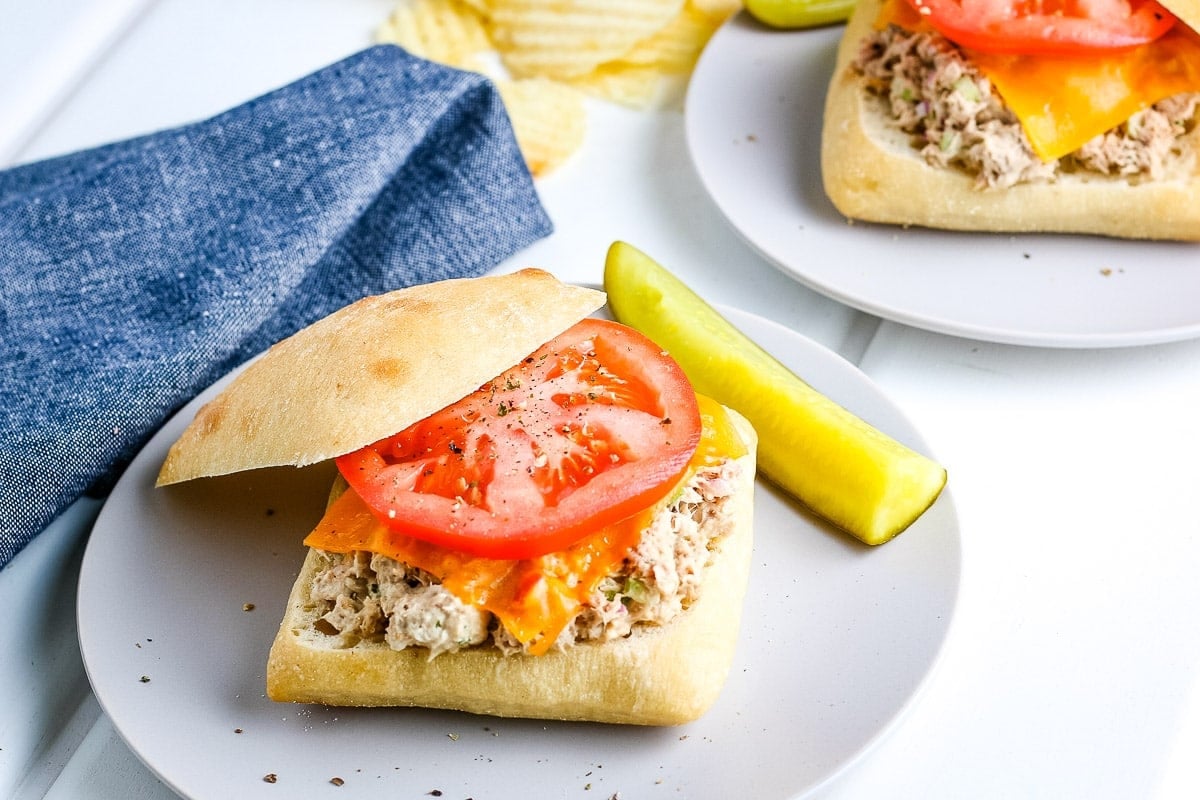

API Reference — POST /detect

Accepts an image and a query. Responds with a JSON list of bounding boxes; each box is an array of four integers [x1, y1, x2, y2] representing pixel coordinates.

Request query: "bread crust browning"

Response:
[[157, 270, 605, 486], [265, 411, 757, 726], [1168, 0, 1200, 38], [820, 0, 1200, 240]]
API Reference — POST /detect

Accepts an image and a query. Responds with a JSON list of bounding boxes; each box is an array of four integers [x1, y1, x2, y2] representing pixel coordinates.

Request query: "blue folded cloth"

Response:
[[0, 44, 552, 570]]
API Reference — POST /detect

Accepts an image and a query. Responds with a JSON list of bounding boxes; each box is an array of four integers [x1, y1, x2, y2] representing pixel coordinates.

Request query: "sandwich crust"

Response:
[[820, 0, 1200, 240], [1169, 0, 1200, 36], [157, 270, 605, 485], [265, 410, 757, 726]]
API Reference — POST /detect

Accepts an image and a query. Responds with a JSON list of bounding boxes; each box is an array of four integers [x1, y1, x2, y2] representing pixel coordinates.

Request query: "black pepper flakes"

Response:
[[138, 675, 150, 683]]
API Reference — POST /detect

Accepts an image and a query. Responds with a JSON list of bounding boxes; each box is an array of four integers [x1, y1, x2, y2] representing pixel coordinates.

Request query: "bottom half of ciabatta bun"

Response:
[[265, 409, 757, 726], [820, 0, 1200, 241]]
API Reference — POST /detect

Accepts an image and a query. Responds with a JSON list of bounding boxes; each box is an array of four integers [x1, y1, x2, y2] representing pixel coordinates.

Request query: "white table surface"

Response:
[[4, 2, 1200, 798]]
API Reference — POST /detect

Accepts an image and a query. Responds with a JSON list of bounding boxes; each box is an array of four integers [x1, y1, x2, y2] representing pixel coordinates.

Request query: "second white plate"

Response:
[[78, 306, 961, 799], [686, 14, 1200, 348]]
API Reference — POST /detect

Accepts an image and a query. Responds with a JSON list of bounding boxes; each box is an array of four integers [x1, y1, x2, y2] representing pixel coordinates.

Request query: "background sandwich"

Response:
[[821, 0, 1200, 239], [157, 269, 757, 726]]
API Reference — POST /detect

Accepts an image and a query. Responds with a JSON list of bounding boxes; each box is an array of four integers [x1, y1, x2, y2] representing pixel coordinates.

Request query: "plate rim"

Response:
[[685, 11, 1200, 349], [77, 302, 962, 800]]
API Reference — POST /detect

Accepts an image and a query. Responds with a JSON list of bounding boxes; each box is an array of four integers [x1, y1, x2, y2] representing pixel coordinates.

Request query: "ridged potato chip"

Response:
[[496, 77, 587, 176], [375, 0, 492, 67], [617, 3, 724, 73], [568, 63, 666, 109], [487, 0, 685, 79], [373, 0, 737, 173], [567, 1, 732, 108], [689, 0, 744, 23]]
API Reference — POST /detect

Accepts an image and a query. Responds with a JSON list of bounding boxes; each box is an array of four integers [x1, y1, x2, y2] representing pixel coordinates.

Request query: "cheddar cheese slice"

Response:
[[972, 26, 1200, 161], [303, 394, 747, 655], [882, 0, 1200, 161]]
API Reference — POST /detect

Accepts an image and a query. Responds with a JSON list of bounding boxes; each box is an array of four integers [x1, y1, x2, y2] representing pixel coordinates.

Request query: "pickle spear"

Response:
[[744, 0, 856, 29], [603, 241, 946, 545]]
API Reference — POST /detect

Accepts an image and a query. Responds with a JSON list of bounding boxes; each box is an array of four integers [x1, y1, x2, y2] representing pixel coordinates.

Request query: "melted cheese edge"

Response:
[[303, 394, 748, 655], [882, 0, 1200, 160]]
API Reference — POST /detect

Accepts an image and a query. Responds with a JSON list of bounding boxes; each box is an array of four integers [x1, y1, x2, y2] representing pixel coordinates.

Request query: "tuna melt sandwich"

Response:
[[156, 269, 758, 726], [822, 0, 1200, 239]]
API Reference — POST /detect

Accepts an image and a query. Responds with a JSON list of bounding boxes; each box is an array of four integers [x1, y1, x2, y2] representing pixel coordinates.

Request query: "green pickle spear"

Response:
[[744, 0, 856, 29], [603, 241, 946, 546]]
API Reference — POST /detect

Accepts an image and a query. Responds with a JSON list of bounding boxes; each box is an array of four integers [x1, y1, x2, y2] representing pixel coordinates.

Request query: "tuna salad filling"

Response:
[[854, 25, 1200, 189], [308, 460, 744, 659]]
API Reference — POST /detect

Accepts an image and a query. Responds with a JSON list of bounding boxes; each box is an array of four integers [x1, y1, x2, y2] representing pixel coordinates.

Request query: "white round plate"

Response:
[[686, 14, 1200, 348], [78, 306, 960, 800]]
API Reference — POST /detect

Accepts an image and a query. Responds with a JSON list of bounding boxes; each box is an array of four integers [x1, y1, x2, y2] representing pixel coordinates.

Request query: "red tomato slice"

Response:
[[335, 318, 701, 560], [904, 0, 1177, 54]]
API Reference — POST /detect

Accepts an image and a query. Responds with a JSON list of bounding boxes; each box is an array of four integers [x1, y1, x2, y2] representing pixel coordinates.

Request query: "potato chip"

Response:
[[566, 1, 729, 108], [495, 77, 587, 176], [375, 0, 492, 67], [373, 0, 728, 175], [689, 0, 743, 23], [617, 2, 723, 73], [568, 63, 665, 109], [486, 0, 685, 80]]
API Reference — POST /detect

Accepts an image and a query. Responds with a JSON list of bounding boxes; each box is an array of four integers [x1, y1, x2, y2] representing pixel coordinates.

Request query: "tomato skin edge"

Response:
[[903, 0, 1178, 55], [334, 319, 703, 561], [334, 437, 699, 561]]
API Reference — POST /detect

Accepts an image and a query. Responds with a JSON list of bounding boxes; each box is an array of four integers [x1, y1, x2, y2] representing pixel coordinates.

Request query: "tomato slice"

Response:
[[335, 318, 701, 560], [904, 0, 1178, 54]]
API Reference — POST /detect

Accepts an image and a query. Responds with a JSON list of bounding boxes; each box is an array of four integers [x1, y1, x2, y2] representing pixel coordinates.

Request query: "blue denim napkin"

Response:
[[0, 44, 553, 570]]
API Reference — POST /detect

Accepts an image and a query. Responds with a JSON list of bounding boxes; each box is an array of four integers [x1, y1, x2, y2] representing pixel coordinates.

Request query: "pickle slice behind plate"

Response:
[[603, 241, 946, 545], [743, 0, 856, 29]]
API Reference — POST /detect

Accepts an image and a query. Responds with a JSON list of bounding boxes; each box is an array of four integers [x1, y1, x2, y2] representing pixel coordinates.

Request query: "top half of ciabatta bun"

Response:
[[157, 269, 605, 486], [821, 0, 1200, 240]]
